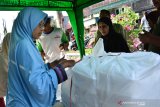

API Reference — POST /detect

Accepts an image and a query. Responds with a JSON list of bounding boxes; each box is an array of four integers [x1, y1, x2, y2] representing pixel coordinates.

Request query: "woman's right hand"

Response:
[[59, 60, 75, 68], [49, 57, 66, 68]]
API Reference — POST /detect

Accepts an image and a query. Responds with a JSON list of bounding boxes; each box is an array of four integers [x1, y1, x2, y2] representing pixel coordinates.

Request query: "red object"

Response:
[[0, 97, 5, 107]]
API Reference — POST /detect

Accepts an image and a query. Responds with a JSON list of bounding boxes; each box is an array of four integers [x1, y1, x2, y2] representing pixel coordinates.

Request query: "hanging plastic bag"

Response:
[[91, 38, 106, 57]]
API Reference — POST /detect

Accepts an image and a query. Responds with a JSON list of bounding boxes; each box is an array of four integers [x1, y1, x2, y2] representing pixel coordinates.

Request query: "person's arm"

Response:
[[16, 40, 59, 105], [139, 32, 160, 48], [139, 16, 160, 48], [61, 31, 69, 43], [60, 31, 69, 50], [48, 59, 75, 84], [16, 40, 75, 105]]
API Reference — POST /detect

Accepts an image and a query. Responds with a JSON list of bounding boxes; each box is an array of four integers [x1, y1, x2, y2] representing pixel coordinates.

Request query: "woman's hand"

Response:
[[59, 43, 69, 51], [49, 57, 66, 68], [59, 60, 75, 68], [49, 56, 75, 68]]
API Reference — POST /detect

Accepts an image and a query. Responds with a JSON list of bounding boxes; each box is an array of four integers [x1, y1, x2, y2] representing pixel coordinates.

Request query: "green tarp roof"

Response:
[[0, 0, 102, 10]]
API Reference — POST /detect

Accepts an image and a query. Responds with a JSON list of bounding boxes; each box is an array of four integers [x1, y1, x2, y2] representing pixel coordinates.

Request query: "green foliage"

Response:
[[85, 48, 93, 55], [112, 6, 139, 27], [112, 6, 143, 51]]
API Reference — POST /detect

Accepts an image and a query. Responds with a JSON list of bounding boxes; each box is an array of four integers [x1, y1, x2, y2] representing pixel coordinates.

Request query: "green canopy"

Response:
[[0, 0, 103, 58]]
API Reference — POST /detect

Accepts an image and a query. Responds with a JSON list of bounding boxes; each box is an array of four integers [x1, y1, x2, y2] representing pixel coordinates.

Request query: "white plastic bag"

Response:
[[91, 38, 106, 57], [69, 52, 160, 107], [61, 69, 73, 107]]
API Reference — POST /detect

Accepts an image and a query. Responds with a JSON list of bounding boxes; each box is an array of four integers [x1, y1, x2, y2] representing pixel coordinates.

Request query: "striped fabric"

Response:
[[48, 64, 68, 84]]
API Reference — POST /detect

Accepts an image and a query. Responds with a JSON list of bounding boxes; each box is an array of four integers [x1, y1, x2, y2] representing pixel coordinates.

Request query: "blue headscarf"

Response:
[[11, 7, 47, 47], [9, 7, 48, 68], [7, 7, 59, 107]]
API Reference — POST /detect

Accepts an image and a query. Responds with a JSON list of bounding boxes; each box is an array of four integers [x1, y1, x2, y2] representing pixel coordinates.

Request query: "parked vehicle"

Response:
[[70, 36, 94, 51]]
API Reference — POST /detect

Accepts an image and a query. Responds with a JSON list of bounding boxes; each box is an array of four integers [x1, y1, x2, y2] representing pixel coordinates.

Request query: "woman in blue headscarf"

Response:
[[6, 7, 75, 107]]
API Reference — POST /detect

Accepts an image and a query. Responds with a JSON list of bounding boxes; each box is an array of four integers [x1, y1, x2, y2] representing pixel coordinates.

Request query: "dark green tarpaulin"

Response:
[[0, 0, 103, 58]]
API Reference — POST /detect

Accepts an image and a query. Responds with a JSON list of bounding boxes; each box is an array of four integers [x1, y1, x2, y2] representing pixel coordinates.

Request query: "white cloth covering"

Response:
[[62, 52, 160, 107]]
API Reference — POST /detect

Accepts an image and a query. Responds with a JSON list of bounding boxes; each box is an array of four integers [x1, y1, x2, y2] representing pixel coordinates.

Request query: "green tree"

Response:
[[112, 6, 142, 51]]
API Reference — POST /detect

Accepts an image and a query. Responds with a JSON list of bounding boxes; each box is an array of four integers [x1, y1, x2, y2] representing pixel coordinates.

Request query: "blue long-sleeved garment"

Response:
[[6, 7, 58, 107]]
